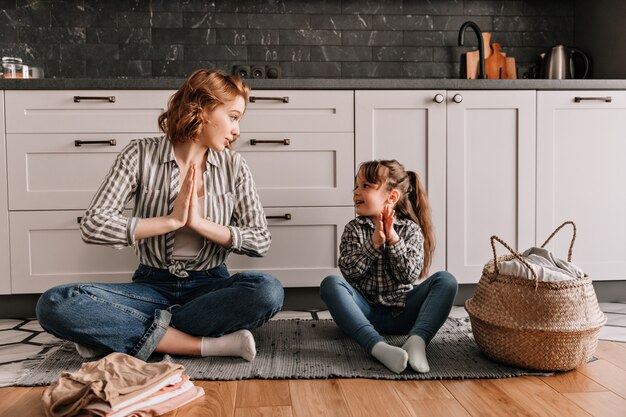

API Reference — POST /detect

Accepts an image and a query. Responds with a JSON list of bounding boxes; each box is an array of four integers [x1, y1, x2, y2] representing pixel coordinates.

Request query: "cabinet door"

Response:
[[226, 207, 354, 287], [537, 91, 626, 280], [5, 90, 173, 133], [9, 211, 138, 293], [447, 90, 536, 283], [355, 90, 446, 274], [0, 92, 10, 294], [7, 133, 148, 210], [241, 90, 353, 132], [236, 132, 353, 207]]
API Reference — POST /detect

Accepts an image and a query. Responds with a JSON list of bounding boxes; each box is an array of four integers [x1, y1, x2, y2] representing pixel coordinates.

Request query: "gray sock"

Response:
[[371, 341, 408, 374]]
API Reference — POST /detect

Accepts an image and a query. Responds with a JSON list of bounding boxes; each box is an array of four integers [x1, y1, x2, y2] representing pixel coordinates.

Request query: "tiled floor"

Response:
[[1, 304, 624, 386]]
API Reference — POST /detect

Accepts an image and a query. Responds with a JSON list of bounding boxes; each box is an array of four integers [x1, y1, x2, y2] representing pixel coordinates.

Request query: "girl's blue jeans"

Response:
[[319, 271, 458, 354], [36, 264, 284, 360]]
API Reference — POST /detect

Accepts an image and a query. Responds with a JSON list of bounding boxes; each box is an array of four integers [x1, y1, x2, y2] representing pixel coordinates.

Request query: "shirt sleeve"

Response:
[[80, 141, 140, 249], [338, 221, 382, 283], [228, 158, 271, 257], [386, 222, 424, 284]]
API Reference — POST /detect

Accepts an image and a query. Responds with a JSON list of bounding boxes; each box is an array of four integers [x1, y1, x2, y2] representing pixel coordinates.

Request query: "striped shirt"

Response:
[[80, 135, 270, 277], [338, 216, 424, 308]]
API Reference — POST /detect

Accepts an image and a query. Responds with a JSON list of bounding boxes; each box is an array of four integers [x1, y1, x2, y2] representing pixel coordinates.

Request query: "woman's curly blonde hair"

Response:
[[158, 69, 250, 144]]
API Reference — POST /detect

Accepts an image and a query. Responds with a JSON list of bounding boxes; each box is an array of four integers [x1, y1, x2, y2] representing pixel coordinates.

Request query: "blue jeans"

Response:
[[36, 264, 284, 360], [319, 271, 458, 354]]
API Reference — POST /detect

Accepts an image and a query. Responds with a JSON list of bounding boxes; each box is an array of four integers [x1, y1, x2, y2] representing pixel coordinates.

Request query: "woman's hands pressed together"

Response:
[[169, 164, 205, 232], [169, 164, 195, 229]]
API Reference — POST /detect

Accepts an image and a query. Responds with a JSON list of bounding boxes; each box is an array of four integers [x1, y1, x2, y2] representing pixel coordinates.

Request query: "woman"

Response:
[[36, 69, 284, 361]]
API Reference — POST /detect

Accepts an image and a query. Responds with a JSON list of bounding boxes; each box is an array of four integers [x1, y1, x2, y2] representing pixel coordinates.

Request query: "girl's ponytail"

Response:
[[407, 171, 434, 279]]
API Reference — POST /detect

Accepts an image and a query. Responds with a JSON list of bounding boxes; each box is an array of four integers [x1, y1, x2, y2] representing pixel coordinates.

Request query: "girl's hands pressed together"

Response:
[[372, 211, 387, 249], [382, 203, 400, 245]]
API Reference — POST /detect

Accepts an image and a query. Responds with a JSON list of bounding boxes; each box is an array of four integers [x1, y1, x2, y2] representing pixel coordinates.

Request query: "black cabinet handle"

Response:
[[74, 96, 116, 103], [249, 96, 289, 103], [75, 139, 117, 147], [77, 217, 83, 224], [574, 96, 612, 103], [250, 139, 290, 146], [266, 214, 292, 220]]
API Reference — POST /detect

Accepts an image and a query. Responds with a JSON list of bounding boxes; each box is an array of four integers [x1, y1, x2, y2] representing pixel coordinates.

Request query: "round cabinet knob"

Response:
[[453, 94, 463, 103], [433, 94, 444, 103]]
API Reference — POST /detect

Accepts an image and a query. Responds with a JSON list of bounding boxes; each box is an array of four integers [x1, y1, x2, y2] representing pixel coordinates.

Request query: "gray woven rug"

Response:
[[15, 318, 548, 385]]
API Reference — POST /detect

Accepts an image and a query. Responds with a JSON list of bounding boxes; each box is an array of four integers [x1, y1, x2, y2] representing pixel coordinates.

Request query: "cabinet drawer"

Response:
[[5, 90, 174, 133], [227, 206, 354, 287], [236, 132, 354, 207], [9, 211, 138, 293], [10, 207, 355, 292], [241, 90, 353, 132], [7, 133, 146, 210]]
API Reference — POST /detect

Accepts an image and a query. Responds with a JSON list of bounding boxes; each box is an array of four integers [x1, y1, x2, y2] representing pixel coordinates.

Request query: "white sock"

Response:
[[371, 341, 408, 374], [74, 343, 107, 359], [402, 335, 430, 373], [200, 329, 256, 361]]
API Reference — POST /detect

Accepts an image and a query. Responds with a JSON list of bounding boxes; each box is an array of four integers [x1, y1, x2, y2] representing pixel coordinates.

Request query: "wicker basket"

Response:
[[465, 221, 607, 371]]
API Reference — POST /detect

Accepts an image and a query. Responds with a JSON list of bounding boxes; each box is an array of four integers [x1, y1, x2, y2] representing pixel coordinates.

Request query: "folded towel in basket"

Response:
[[498, 246, 585, 282]]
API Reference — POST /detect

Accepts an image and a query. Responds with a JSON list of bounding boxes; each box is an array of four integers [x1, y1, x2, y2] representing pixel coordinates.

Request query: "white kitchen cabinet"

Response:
[[7, 133, 149, 210], [227, 207, 354, 287], [5, 90, 173, 133], [0, 91, 10, 294], [4, 89, 355, 292], [5, 90, 172, 293], [355, 90, 447, 274], [537, 91, 626, 281], [355, 90, 536, 283], [9, 211, 138, 293], [230, 90, 355, 286], [240, 90, 353, 133], [236, 132, 353, 207], [239, 90, 354, 208], [447, 90, 536, 283]]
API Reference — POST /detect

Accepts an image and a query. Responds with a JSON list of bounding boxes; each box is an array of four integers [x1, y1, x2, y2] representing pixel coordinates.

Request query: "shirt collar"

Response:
[[159, 136, 176, 164], [206, 148, 223, 168]]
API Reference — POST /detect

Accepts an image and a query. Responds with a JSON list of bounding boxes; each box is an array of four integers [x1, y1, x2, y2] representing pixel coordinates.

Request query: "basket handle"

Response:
[[540, 221, 576, 262], [490, 235, 538, 283]]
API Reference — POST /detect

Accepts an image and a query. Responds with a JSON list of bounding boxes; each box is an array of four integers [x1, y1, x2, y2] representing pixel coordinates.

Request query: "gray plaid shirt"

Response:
[[80, 135, 270, 277], [338, 216, 424, 308]]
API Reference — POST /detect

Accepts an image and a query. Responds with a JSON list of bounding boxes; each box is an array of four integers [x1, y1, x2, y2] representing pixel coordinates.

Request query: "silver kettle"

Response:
[[540, 44, 589, 79]]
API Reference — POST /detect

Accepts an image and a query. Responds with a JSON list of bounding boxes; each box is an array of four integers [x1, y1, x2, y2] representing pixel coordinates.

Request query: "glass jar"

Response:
[[2, 57, 28, 78]]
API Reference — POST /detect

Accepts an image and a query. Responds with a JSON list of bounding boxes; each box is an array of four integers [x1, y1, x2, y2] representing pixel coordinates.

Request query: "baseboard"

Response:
[[2, 281, 625, 318]]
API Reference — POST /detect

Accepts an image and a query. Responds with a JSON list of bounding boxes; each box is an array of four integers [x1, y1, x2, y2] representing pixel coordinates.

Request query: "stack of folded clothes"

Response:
[[42, 352, 204, 417]]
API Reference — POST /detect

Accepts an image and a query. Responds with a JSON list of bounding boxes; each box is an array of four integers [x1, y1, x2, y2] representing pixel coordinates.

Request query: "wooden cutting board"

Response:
[[465, 33, 516, 79], [485, 43, 508, 79]]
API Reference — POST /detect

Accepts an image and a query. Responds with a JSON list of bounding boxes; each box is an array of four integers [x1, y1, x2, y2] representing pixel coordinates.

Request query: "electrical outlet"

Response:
[[266, 65, 281, 79], [251, 65, 266, 79], [233, 65, 250, 78]]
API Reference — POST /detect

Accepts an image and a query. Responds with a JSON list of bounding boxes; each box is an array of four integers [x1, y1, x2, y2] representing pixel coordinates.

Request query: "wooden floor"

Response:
[[1, 340, 625, 417]]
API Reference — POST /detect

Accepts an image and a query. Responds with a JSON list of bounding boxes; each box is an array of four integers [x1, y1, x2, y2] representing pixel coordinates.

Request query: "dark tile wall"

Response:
[[0, 0, 574, 78]]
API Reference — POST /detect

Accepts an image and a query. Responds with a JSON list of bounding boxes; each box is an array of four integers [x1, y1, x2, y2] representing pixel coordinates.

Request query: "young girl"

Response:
[[36, 69, 283, 362], [320, 160, 457, 373]]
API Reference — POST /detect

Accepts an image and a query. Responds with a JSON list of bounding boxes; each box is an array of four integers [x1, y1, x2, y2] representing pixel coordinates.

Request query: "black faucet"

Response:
[[458, 21, 486, 79]]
